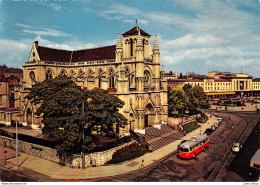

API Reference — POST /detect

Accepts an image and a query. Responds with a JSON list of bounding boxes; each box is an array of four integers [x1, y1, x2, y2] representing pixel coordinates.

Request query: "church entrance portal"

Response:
[[144, 104, 155, 128]]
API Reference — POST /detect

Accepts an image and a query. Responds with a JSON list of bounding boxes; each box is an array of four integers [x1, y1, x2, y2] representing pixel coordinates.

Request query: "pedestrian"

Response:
[[231, 124, 233, 129], [141, 159, 144, 167]]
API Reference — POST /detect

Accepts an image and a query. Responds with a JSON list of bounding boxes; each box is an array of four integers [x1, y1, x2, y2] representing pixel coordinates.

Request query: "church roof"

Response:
[[36, 45, 116, 63], [122, 26, 151, 37]]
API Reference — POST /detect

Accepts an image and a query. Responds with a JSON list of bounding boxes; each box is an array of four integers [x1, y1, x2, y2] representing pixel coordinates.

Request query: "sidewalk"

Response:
[[1, 114, 218, 180]]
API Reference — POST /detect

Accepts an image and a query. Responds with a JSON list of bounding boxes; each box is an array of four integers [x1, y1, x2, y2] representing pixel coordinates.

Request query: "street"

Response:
[[98, 110, 260, 182]]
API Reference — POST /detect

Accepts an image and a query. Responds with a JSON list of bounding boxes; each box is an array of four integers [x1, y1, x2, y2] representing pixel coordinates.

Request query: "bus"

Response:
[[249, 149, 260, 179], [178, 134, 209, 159]]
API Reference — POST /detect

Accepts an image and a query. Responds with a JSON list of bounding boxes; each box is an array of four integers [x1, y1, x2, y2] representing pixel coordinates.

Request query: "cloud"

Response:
[[0, 39, 31, 68], [0, 35, 117, 68], [15, 23, 72, 37], [41, 2, 61, 11], [123, 19, 148, 24], [85, 4, 140, 21], [22, 28, 72, 37]]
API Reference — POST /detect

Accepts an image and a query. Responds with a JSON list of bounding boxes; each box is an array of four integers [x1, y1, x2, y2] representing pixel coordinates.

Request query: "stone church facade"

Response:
[[7, 26, 168, 135]]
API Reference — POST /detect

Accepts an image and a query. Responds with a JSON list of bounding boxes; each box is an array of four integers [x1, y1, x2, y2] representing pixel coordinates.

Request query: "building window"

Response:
[[108, 68, 115, 88], [88, 68, 93, 75], [29, 71, 36, 82], [59, 70, 67, 76], [144, 70, 151, 86], [46, 69, 53, 80], [0, 95, 2, 104], [130, 38, 133, 56], [70, 70, 75, 76]]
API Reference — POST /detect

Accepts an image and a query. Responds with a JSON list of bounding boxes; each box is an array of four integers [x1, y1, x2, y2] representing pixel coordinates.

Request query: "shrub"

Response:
[[197, 112, 208, 123], [107, 142, 148, 164], [182, 121, 200, 133]]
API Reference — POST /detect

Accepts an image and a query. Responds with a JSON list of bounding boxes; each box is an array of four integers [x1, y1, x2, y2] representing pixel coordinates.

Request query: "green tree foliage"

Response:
[[189, 86, 210, 109], [179, 72, 183, 79], [25, 76, 127, 154], [168, 85, 210, 117], [183, 84, 192, 92], [83, 89, 128, 136], [25, 76, 91, 154], [168, 88, 189, 116]]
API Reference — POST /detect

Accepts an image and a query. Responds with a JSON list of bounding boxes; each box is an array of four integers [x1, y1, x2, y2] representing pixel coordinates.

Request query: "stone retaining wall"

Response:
[[72, 140, 136, 168], [0, 135, 135, 168]]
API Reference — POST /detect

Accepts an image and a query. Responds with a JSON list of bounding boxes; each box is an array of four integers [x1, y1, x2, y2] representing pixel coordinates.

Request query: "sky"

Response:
[[0, 0, 259, 77]]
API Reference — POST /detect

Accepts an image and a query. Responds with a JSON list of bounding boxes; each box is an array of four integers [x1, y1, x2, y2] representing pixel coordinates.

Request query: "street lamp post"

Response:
[[16, 120, 18, 167], [82, 100, 85, 169]]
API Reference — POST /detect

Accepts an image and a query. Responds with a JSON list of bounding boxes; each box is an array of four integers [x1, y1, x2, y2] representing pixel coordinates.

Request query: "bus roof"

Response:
[[179, 134, 208, 148], [250, 149, 260, 166]]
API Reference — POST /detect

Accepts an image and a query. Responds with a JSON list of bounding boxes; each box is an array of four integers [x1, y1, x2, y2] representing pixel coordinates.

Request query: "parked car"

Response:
[[232, 143, 242, 152], [211, 125, 216, 131], [217, 118, 222, 124], [204, 128, 213, 135], [214, 121, 219, 128]]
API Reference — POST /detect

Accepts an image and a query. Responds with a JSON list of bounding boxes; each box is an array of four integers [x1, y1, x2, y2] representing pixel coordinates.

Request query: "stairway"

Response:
[[133, 124, 185, 152]]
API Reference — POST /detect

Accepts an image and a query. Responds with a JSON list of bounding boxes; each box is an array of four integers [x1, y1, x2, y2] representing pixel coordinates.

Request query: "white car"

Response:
[[232, 143, 242, 152]]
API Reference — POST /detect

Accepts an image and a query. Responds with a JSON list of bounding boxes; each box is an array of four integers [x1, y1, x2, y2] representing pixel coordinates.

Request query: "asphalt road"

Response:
[[97, 111, 260, 182]]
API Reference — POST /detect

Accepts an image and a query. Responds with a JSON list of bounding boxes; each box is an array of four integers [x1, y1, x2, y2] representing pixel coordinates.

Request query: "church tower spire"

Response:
[[153, 35, 160, 64], [116, 32, 123, 49], [115, 32, 123, 63], [153, 35, 159, 51], [135, 29, 144, 61]]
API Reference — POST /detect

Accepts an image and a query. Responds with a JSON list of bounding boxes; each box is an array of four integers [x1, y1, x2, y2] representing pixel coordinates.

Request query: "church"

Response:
[[6, 26, 168, 136]]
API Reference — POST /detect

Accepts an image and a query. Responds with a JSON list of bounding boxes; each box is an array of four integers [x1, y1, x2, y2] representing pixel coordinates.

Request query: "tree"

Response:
[[25, 76, 127, 154], [83, 89, 128, 136], [168, 88, 189, 116], [186, 85, 210, 113], [179, 72, 183, 79], [25, 75, 92, 153], [183, 84, 192, 92]]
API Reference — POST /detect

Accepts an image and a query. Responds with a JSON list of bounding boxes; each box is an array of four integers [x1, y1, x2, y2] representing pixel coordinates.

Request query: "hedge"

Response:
[[107, 142, 148, 164], [182, 121, 200, 133]]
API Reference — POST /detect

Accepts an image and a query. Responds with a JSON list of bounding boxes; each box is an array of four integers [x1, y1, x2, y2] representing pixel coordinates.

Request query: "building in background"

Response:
[[0, 65, 23, 125], [164, 71, 178, 80], [167, 71, 260, 98]]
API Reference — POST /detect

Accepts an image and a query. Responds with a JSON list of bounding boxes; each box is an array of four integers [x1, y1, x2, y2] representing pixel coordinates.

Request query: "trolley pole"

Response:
[[16, 120, 18, 167]]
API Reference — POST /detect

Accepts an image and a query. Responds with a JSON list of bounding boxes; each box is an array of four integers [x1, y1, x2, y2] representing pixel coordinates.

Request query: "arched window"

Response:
[[70, 70, 75, 76], [144, 70, 151, 86], [59, 70, 67, 76], [108, 68, 115, 88], [98, 68, 103, 88], [78, 69, 83, 77], [29, 71, 35, 82], [46, 69, 53, 80], [130, 38, 133, 56], [98, 68, 103, 74], [88, 68, 93, 75]]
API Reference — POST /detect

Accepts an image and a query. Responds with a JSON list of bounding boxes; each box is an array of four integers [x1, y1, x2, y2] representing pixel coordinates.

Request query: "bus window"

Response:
[[180, 147, 189, 152]]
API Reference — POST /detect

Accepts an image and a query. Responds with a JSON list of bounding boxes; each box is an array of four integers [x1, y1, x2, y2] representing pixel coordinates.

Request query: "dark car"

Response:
[[204, 128, 213, 135]]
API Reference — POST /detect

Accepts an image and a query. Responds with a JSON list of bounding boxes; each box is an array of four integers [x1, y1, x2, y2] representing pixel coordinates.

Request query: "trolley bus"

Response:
[[178, 134, 209, 159]]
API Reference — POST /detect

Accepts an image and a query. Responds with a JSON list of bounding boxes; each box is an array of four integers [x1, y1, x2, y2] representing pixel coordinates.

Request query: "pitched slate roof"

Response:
[[36, 45, 116, 63], [122, 26, 151, 37]]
